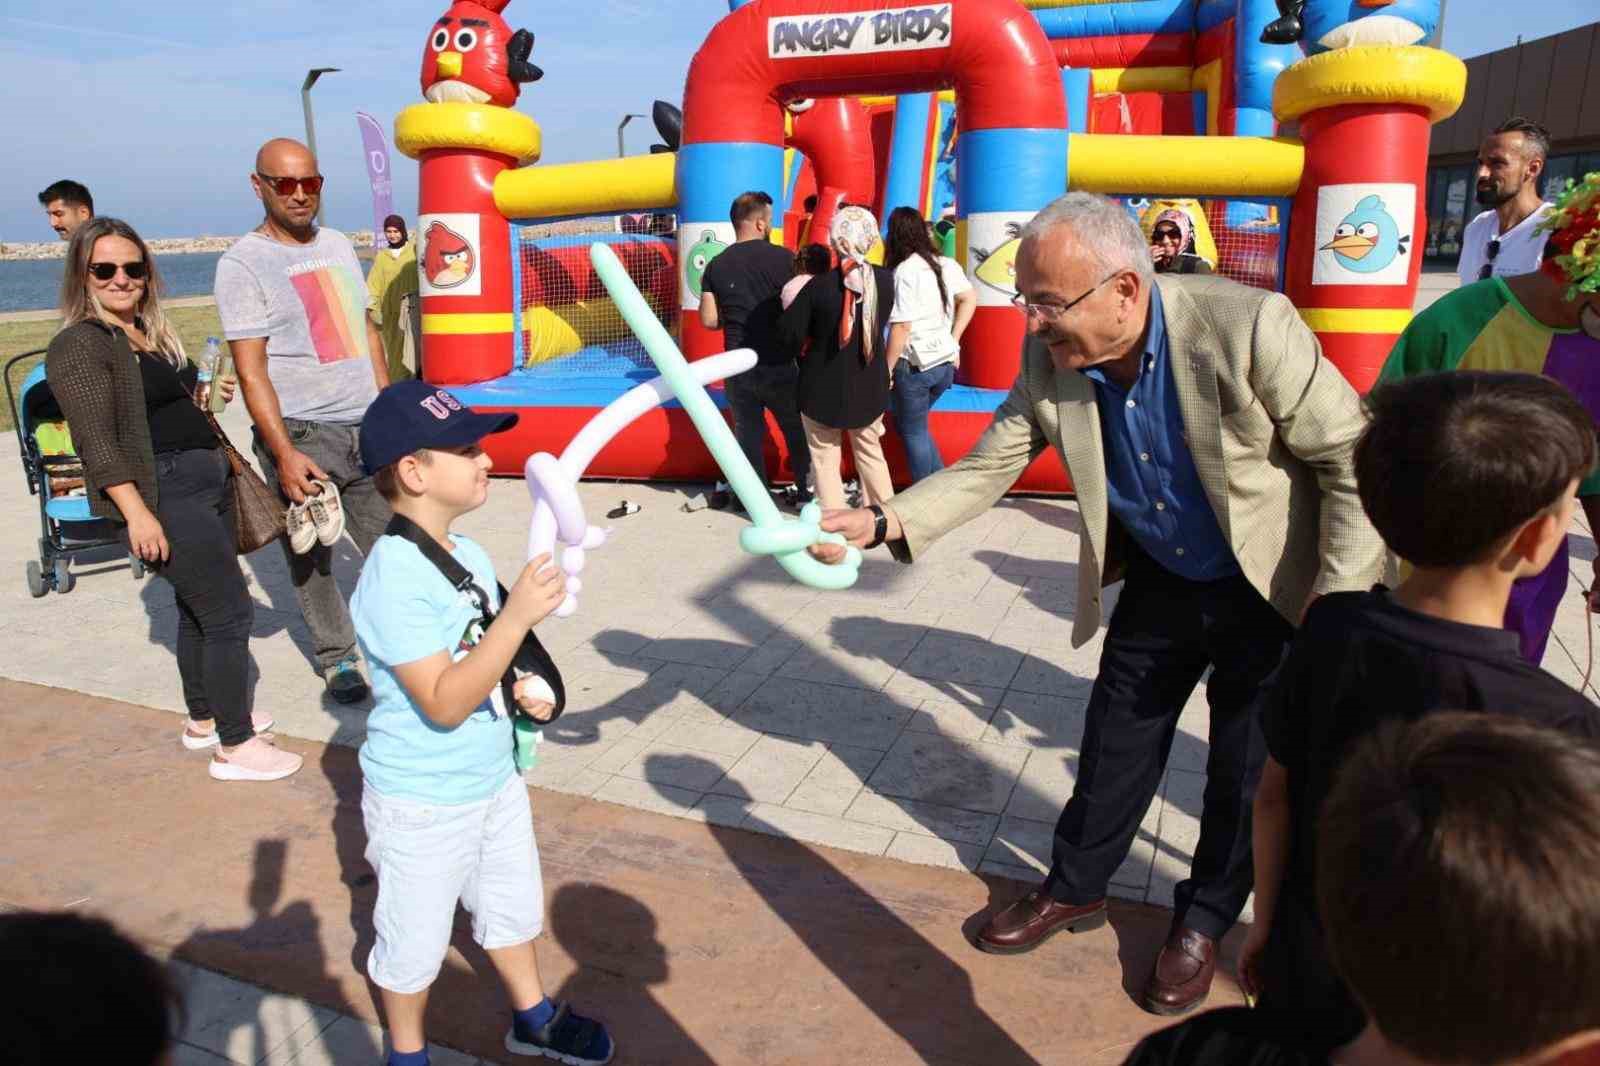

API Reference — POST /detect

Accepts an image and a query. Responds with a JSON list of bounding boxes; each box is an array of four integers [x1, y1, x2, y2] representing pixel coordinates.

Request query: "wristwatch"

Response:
[[865, 504, 888, 549]]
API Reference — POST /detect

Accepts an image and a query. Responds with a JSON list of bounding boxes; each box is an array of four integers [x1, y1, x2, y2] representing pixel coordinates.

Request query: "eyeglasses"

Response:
[[1011, 274, 1117, 322], [1479, 238, 1501, 281], [256, 172, 325, 197], [88, 260, 148, 282], [1152, 227, 1182, 243]]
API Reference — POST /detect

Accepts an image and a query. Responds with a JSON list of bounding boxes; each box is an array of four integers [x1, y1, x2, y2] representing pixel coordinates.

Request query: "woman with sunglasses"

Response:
[[46, 218, 301, 782]]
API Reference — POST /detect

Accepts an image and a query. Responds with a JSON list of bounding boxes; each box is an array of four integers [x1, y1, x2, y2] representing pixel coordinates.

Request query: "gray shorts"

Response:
[[361, 775, 544, 993]]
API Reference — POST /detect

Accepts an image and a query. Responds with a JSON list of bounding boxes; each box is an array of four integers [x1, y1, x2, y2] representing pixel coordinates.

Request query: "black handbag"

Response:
[[384, 514, 566, 745]]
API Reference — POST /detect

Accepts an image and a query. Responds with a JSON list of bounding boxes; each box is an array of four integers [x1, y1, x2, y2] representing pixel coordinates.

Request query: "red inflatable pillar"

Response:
[[395, 103, 543, 385], [1278, 47, 1466, 393]]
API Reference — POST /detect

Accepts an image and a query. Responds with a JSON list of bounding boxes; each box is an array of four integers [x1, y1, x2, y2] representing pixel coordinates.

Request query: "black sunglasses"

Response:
[[1478, 238, 1501, 281], [88, 260, 148, 281], [256, 172, 325, 197]]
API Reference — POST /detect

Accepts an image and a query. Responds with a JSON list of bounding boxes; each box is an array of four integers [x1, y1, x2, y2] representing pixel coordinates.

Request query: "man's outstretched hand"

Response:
[[810, 507, 877, 564]]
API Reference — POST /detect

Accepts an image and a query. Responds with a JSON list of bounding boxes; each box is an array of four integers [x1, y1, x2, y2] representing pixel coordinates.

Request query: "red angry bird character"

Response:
[[420, 0, 542, 108], [422, 222, 476, 289]]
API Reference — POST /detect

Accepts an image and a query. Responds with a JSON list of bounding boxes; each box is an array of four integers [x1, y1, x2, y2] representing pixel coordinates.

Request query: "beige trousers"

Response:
[[803, 413, 895, 510]]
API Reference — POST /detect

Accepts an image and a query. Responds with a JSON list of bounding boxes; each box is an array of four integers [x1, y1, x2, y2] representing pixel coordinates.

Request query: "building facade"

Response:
[[1425, 21, 1600, 267]]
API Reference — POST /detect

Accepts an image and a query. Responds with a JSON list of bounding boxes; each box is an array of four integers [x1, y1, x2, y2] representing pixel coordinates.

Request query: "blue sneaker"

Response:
[[505, 1002, 613, 1064], [325, 656, 369, 704]]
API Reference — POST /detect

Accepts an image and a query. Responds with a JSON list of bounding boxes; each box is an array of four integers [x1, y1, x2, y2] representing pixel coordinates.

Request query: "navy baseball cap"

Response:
[[359, 381, 520, 474]]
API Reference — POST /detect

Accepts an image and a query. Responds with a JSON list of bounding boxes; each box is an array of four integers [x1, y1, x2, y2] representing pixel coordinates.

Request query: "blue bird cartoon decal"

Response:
[[1320, 194, 1410, 274]]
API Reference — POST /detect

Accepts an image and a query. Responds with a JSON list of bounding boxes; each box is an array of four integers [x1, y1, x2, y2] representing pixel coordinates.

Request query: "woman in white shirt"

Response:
[[883, 207, 976, 483]]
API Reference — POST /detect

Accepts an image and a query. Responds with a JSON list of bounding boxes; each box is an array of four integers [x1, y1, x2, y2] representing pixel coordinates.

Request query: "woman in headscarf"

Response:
[[1147, 206, 1214, 275], [778, 204, 897, 510], [366, 214, 418, 381]]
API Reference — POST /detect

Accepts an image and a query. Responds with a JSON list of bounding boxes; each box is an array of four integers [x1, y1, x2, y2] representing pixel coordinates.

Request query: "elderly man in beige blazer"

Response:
[[816, 192, 1384, 1015]]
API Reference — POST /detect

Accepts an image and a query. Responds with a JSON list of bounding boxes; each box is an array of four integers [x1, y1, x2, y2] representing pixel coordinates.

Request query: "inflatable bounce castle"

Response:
[[394, 0, 1464, 492]]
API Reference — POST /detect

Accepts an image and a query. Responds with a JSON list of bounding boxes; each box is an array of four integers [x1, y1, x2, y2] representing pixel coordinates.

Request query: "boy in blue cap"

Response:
[[353, 380, 613, 1066]]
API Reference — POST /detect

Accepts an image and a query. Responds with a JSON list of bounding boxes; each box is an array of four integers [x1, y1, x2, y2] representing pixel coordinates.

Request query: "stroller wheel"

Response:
[[52, 557, 75, 594], [25, 561, 47, 598]]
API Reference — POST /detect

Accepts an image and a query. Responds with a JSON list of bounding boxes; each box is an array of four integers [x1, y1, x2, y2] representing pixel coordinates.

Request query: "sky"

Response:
[[0, 0, 1591, 242]]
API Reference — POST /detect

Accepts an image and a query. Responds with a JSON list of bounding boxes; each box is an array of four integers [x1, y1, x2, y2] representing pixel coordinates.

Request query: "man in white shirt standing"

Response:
[[1457, 118, 1555, 285]]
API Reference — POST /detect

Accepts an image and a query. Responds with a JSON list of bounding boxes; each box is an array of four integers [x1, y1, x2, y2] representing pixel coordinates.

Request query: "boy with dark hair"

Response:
[[1236, 370, 1600, 1045], [352, 380, 613, 1066], [1126, 712, 1600, 1064], [37, 179, 93, 240], [1382, 171, 1600, 663]]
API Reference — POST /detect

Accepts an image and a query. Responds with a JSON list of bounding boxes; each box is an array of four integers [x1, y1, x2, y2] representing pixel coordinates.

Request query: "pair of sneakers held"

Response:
[[285, 479, 344, 555]]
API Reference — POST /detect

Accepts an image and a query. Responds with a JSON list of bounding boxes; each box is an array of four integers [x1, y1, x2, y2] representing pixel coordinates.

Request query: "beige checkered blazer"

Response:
[[887, 274, 1385, 647]]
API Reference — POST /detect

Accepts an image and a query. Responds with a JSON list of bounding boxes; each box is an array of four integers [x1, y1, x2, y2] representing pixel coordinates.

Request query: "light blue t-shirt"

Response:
[[352, 532, 514, 805]]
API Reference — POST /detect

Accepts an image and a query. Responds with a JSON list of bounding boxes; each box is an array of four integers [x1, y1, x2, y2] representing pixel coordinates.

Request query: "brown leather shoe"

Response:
[[974, 889, 1107, 955], [1141, 925, 1217, 1015]]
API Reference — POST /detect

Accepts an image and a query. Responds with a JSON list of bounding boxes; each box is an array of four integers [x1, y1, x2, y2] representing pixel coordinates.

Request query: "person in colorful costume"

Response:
[[1379, 171, 1600, 664]]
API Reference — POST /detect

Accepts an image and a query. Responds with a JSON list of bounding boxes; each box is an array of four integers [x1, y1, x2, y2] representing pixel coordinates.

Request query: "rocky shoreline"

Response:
[[0, 231, 376, 261]]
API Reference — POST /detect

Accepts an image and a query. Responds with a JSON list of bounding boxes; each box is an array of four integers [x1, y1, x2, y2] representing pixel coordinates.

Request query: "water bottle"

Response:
[[195, 336, 221, 410], [209, 348, 234, 414]]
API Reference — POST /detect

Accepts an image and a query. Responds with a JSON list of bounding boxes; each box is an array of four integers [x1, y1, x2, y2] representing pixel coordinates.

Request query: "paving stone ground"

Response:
[[5, 376, 1596, 919]]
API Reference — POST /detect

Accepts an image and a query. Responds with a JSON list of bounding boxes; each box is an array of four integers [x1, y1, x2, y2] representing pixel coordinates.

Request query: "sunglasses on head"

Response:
[[88, 260, 148, 282], [256, 172, 325, 197], [1478, 238, 1501, 281]]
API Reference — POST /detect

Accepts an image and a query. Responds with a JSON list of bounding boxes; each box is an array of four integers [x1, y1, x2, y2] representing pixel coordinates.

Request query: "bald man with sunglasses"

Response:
[[214, 138, 393, 705]]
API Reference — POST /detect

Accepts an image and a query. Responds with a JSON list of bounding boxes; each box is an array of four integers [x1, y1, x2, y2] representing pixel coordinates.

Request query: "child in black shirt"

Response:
[[1242, 371, 1600, 1041], [1127, 714, 1600, 1065]]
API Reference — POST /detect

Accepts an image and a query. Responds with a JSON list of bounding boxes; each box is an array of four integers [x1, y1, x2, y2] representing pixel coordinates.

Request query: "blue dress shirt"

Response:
[[1083, 287, 1239, 582]]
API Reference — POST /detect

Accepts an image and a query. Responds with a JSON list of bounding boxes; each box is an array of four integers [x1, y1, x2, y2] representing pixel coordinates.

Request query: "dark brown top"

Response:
[[44, 320, 162, 521]]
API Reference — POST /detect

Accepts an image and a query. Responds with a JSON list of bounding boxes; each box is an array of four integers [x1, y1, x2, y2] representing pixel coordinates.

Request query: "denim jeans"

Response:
[[890, 359, 956, 484], [151, 447, 257, 746], [724, 363, 811, 490], [253, 419, 392, 674]]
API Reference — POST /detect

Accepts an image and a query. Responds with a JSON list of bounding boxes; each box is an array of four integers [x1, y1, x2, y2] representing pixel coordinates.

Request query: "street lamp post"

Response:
[[302, 67, 341, 224], [617, 113, 647, 158]]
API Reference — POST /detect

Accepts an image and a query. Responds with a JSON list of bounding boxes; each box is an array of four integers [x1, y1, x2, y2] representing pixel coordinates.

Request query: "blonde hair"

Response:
[[59, 217, 187, 366]]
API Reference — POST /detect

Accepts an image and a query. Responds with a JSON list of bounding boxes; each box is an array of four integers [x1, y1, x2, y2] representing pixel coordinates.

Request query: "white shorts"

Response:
[[362, 775, 544, 994]]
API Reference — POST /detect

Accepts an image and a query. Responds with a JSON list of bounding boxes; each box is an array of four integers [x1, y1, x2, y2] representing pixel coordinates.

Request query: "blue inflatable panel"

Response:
[[1032, 0, 1193, 38], [447, 370, 1007, 416]]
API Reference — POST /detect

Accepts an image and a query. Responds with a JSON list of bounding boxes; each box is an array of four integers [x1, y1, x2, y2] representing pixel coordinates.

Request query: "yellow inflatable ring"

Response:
[[1273, 46, 1467, 125], [394, 102, 542, 163]]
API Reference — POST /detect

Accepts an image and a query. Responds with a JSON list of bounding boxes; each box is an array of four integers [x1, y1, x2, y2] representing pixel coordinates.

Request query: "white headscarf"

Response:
[[829, 205, 881, 362]]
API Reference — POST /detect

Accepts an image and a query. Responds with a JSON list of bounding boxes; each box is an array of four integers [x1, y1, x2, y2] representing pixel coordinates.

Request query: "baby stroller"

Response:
[[4, 349, 144, 596]]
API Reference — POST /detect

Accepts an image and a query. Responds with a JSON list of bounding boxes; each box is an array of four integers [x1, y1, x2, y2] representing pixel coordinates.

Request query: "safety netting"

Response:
[[509, 218, 679, 382], [1122, 197, 1286, 292]]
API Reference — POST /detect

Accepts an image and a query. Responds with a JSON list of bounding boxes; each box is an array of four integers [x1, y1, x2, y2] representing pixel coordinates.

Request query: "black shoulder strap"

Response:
[[385, 513, 494, 616], [383, 513, 566, 724]]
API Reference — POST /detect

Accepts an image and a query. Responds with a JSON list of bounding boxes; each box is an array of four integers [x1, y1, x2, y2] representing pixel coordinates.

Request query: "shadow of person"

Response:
[[645, 752, 1043, 1066], [545, 883, 715, 1065], [172, 838, 379, 1062]]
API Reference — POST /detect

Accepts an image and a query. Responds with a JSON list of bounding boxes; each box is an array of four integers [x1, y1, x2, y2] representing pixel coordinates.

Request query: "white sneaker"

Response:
[[209, 736, 303, 782], [306, 479, 345, 547], [181, 711, 276, 750], [285, 502, 317, 555]]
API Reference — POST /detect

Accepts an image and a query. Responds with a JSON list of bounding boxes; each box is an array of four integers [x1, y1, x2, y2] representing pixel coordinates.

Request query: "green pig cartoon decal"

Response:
[[685, 230, 728, 299]]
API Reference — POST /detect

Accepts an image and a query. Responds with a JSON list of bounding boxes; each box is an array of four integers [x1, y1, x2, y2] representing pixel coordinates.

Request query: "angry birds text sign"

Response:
[[419, 214, 482, 297], [1312, 184, 1415, 287]]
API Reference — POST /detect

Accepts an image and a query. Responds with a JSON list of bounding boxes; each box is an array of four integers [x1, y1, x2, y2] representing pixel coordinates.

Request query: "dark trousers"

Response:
[[253, 419, 391, 674], [152, 447, 257, 747], [1046, 547, 1292, 939], [725, 363, 811, 490]]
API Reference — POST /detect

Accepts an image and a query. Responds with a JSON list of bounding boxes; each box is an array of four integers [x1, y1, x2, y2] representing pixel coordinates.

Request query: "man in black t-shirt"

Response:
[[1128, 713, 1600, 1066], [1239, 372, 1600, 1044], [698, 190, 811, 507]]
